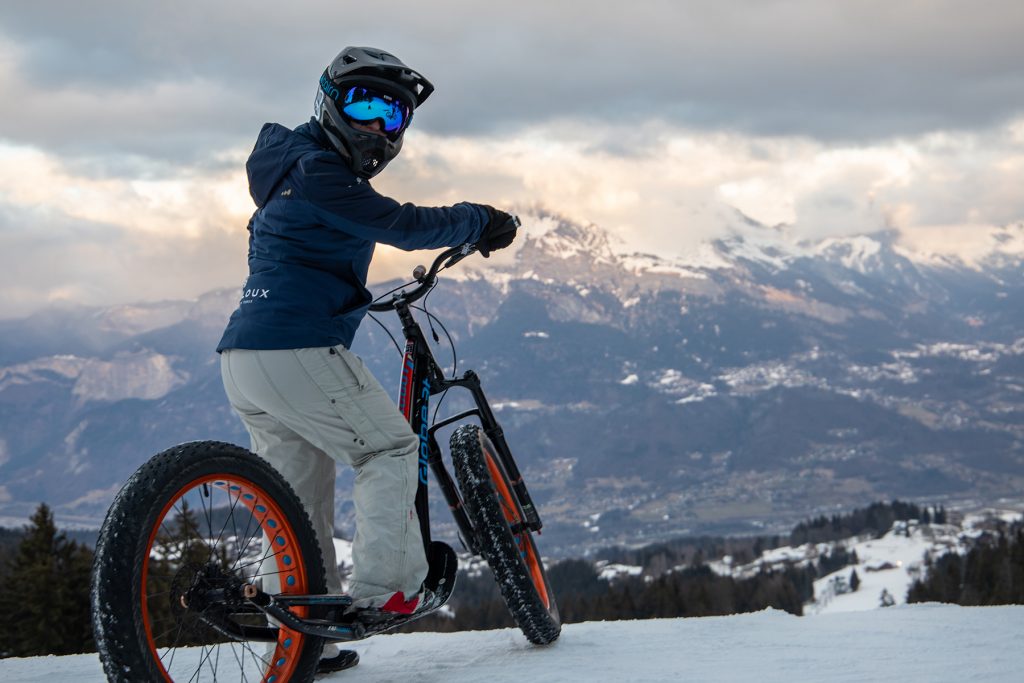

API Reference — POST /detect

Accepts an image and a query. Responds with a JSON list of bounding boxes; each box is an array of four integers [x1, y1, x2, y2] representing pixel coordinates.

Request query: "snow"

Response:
[[647, 369, 717, 403], [713, 511, 1024, 621], [846, 360, 918, 384], [894, 222, 1024, 270], [595, 562, 644, 581], [491, 400, 547, 412], [332, 536, 354, 568], [813, 236, 884, 274], [524, 211, 1023, 279], [529, 222, 617, 265], [619, 253, 713, 280], [964, 509, 1024, 527], [3, 606, 1022, 682], [718, 361, 826, 394], [678, 242, 736, 271], [808, 522, 963, 615], [715, 235, 799, 270], [894, 340, 1024, 364]]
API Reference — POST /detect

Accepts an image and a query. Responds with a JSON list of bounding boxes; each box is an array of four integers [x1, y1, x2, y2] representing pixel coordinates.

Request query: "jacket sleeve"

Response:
[[300, 156, 488, 251]]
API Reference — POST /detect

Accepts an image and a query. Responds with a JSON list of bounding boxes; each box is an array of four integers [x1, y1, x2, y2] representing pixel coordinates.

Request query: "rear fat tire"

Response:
[[91, 440, 326, 683], [450, 425, 561, 645]]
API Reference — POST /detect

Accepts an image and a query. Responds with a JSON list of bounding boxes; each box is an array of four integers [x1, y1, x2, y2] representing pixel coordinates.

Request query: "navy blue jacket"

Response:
[[217, 120, 487, 351]]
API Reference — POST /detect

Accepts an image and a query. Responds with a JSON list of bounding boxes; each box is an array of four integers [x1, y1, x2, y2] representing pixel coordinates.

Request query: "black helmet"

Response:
[[314, 46, 434, 178]]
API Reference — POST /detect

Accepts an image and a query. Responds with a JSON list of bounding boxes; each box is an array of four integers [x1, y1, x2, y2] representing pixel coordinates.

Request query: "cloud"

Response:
[[4, 114, 1024, 319], [0, 142, 252, 317], [2, 2, 1024, 317], [0, 202, 247, 318], [0, 43, 262, 168], [2, 0, 1024, 169], [384, 117, 1024, 255]]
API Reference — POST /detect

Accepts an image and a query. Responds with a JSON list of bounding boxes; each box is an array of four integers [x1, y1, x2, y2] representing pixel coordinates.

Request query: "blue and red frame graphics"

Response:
[[398, 340, 416, 421]]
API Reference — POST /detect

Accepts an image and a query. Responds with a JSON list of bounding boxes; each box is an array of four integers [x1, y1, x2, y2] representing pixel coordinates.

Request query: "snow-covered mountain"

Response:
[[1, 606, 1021, 682], [333, 505, 1024, 623], [1, 211, 1022, 553]]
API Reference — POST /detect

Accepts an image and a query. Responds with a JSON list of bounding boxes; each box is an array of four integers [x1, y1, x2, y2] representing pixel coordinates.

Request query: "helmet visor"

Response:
[[340, 86, 411, 137]]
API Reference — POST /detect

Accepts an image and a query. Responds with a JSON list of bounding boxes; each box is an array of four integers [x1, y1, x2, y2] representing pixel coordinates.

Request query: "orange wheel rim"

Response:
[[484, 452, 550, 610], [140, 474, 311, 682]]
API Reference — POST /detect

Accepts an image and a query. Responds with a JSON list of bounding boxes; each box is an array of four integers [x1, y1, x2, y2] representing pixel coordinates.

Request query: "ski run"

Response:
[[1, 604, 1021, 682]]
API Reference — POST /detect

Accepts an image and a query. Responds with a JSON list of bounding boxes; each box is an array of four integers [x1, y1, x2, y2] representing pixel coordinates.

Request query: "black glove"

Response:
[[478, 206, 519, 258]]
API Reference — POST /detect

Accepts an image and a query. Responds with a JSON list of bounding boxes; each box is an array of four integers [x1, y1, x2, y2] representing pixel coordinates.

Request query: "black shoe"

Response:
[[317, 649, 360, 673]]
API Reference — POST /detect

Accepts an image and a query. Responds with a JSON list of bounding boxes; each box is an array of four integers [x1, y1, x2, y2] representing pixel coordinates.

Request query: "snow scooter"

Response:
[[91, 239, 560, 682]]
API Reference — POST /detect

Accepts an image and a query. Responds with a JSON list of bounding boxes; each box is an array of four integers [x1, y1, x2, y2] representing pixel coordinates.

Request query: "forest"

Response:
[[0, 500, 1014, 657]]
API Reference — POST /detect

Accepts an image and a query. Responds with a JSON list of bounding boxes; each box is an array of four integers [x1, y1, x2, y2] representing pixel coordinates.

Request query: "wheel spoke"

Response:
[[240, 639, 271, 677], [211, 641, 221, 681], [230, 497, 260, 572], [95, 447, 318, 682], [226, 640, 248, 681], [156, 479, 306, 680]]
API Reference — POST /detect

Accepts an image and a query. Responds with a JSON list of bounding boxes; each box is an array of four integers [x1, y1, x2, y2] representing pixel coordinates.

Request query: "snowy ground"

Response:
[[2, 605, 1021, 682], [699, 509, 1024, 616], [809, 522, 957, 614]]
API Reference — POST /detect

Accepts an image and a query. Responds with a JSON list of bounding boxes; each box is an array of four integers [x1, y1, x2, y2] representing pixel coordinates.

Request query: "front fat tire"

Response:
[[91, 440, 326, 683], [451, 425, 561, 645]]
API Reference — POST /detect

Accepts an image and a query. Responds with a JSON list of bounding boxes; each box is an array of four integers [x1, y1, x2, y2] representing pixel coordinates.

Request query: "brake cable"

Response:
[[366, 274, 424, 357], [365, 312, 403, 357], [412, 297, 459, 426], [367, 256, 461, 423]]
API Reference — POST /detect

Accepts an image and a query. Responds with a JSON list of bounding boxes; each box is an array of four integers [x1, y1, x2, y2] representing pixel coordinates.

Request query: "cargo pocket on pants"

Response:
[[292, 346, 384, 453], [331, 348, 419, 461]]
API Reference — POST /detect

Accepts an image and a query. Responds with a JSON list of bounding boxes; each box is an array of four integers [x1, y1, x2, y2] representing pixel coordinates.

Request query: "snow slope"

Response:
[[1, 605, 1021, 682], [809, 522, 963, 615]]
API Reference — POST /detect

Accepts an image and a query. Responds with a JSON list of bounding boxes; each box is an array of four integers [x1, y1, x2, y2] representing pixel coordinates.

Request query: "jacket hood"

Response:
[[246, 121, 333, 207]]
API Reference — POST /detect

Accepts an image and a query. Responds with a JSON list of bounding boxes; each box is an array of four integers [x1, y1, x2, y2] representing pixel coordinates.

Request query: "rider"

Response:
[[216, 46, 518, 673]]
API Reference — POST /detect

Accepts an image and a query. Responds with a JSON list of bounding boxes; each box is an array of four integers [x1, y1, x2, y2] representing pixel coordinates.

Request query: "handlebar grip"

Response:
[[368, 243, 468, 311]]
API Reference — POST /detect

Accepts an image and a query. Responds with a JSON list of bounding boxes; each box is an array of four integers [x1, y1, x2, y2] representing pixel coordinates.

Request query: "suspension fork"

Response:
[[393, 299, 543, 556]]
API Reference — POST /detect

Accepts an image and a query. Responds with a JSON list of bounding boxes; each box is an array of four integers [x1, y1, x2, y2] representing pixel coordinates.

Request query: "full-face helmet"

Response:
[[314, 46, 434, 178]]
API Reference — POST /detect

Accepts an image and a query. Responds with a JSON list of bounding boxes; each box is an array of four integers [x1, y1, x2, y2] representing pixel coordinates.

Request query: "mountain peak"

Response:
[[894, 222, 1024, 272], [518, 210, 619, 266], [810, 231, 901, 275], [511, 206, 1024, 285]]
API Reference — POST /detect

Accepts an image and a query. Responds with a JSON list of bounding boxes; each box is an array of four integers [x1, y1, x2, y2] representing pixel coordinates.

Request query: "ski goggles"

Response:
[[338, 85, 412, 136]]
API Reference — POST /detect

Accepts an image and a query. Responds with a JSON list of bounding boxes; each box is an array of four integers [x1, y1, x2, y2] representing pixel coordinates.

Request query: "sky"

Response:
[[2, 1, 1024, 318]]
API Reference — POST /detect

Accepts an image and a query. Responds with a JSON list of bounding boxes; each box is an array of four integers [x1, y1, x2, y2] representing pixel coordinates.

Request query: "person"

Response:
[[216, 46, 518, 673]]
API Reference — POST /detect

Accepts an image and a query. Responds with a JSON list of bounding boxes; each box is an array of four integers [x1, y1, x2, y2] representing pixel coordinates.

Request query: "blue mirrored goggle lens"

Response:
[[341, 87, 409, 133]]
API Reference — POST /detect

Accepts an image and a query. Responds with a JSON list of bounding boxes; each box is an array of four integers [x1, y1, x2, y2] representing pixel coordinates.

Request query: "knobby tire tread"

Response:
[[90, 440, 326, 683], [450, 425, 561, 645]]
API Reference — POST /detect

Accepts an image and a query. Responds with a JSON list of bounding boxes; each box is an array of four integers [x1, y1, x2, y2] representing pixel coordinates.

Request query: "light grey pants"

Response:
[[220, 345, 428, 605]]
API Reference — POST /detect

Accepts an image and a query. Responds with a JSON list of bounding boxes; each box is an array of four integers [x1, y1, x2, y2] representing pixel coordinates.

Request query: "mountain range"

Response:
[[1, 211, 1022, 556]]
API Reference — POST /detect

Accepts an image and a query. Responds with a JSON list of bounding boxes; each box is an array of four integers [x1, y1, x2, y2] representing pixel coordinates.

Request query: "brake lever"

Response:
[[444, 242, 477, 269], [454, 216, 519, 266]]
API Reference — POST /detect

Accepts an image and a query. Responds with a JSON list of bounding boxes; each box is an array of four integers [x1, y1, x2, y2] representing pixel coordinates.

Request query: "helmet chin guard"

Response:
[[314, 47, 433, 178]]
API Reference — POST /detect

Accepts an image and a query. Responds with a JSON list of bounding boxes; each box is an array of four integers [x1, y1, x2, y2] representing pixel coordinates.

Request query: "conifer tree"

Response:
[[0, 503, 95, 657], [144, 500, 233, 648]]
